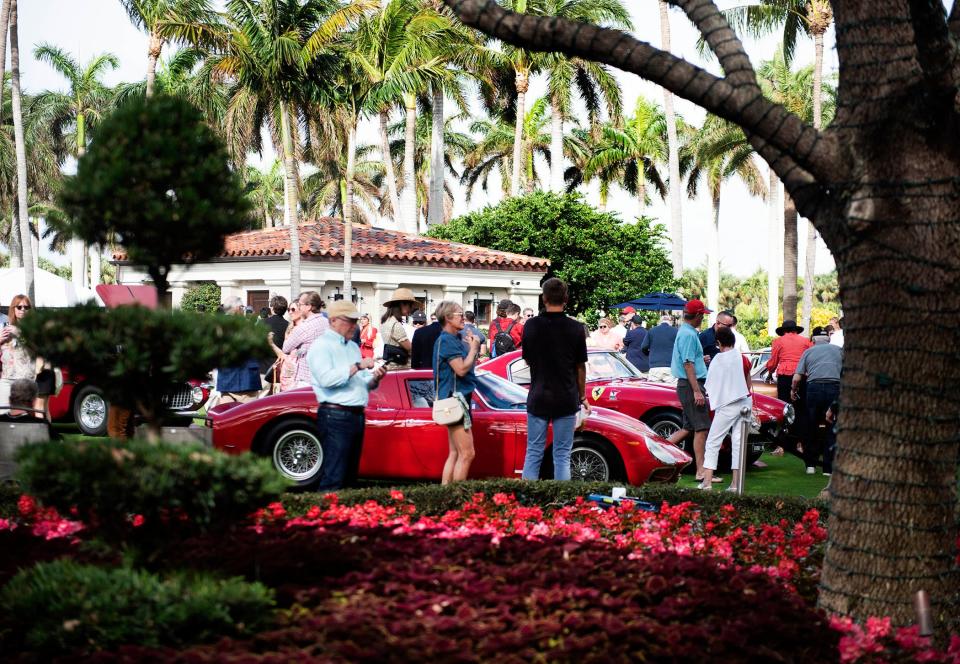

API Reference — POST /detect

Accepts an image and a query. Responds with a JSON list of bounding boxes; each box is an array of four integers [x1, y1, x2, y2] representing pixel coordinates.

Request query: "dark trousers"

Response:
[[315, 407, 365, 491], [776, 374, 794, 403], [804, 382, 840, 473]]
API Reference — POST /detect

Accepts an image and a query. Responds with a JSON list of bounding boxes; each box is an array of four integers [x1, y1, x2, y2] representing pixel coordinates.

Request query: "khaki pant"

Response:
[[107, 404, 135, 440], [647, 367, 677, 385]]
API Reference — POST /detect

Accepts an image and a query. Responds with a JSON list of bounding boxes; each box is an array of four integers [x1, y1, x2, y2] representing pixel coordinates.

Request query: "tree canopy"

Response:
[[428, 191, 674, 315]]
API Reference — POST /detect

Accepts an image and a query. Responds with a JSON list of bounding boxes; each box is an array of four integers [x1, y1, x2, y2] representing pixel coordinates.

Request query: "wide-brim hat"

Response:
[[383, 287, 422, 308], [776, 319, 804, 336]]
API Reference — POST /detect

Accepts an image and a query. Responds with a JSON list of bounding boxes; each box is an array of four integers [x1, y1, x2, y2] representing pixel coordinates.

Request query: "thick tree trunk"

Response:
[[343, 119, 356, 296], [279, 103, 301, 299], [146, 31, 163, 99], [9, 0, 32, 302], [402, 93, 418, 234], [801, 31, 826, 333], [767, 169, 780, 336], [782, 192, 798, 322], [379, 110, 401, 225], [707, 190, 720, 316], [428, 85, 445, 227], [549, 94, 564, 193], [659, 0, 683, 278], [511, 69, 528, 197]]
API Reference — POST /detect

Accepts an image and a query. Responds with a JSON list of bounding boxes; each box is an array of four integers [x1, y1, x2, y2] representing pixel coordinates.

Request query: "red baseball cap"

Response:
[[684, 299, 712, 315], [622, 306, 636, 314]]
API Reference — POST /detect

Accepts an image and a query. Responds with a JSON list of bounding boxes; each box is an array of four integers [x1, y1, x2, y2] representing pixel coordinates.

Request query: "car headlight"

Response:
[[783, 403, 795, 425], [191, 386, 205, 404], [644, 437, 681, 465]]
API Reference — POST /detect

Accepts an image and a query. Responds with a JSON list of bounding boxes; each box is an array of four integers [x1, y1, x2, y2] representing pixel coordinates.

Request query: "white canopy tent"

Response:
[[0, 267, 100, 309]]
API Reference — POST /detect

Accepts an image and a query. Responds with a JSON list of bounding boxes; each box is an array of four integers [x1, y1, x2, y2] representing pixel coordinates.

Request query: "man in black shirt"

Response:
[[520, 278, 589, 480], [261, 295, 291, 383], [622, 315, 649, 373], [411, 310, 442, 369]]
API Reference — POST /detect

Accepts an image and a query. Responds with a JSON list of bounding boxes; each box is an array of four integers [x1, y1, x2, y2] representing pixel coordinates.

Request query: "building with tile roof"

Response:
[[112, 218, 549, 321]]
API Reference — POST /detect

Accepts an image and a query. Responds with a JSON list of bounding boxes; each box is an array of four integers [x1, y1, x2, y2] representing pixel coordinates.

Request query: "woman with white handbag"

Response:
[[432, 301, 481, 484]]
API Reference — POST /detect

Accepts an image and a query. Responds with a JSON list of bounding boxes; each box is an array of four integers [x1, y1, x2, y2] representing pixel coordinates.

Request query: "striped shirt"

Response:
[[282, 313, 329, 384]]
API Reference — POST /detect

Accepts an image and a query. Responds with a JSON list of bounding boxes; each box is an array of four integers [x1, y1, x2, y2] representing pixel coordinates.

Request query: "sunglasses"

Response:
[[598, 325, 608, 329], [15, 305, 31, 311], [524, 313, 534, 318]]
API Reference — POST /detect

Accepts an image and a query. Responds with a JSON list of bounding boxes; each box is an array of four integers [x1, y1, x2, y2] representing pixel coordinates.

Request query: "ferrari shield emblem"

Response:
[[591, 387, 605, 401]]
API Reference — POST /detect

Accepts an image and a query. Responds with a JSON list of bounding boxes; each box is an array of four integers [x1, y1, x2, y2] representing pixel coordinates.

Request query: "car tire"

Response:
[[73, 385, 108, 437], [645, 411, 684, 441], [263, 419, 324, 489], [538, 436, 624, 483]]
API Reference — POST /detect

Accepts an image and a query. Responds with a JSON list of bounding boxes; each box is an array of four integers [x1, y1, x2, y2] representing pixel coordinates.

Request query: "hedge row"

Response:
[[285, 479, 826, 523]]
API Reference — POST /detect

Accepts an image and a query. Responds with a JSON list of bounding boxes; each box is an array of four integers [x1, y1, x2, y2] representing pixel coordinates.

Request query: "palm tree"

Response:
[[243, 161, 284, 229], [9, 0, 32, 298], [724, 0, 833, 329], [572, 97, 673, 211], [0, 0, 11, 116], [34, 44, 119, 287], [194, 0, 367, 298], [684, 115, 766, 315], [119, 0, 217, 98], [659, 0, 683, 278], [542, 0, 630, 194]]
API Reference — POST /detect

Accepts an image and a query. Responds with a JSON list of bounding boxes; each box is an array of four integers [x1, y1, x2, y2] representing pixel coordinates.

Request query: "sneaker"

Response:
[[697, 483, 713, 491], [823, 472, 832, 477], [724, 486, 738, 493], [806, 467, 816, 475]]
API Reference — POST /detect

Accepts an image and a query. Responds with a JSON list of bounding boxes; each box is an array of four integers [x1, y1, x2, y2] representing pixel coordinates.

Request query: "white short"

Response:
[[646, 367, 677, 385]]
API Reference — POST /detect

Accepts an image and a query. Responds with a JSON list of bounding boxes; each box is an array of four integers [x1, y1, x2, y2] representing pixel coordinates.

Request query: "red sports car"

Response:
[[481, 350, 795, 471], [206, 369, 691, 488]]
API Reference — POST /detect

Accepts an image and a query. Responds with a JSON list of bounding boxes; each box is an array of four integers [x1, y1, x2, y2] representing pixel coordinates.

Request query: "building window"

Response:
[[247, 290, 269, 314], [473, 299, 492, 324]]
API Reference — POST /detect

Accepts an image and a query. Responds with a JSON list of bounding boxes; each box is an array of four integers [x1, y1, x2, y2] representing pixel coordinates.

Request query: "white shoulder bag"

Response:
[[432, 338, 465, 426]]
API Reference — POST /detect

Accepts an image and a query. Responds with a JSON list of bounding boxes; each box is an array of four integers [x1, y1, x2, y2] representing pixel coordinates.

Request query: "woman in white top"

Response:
[[700, 326, 753, 491], [588, 318, 622, 351]]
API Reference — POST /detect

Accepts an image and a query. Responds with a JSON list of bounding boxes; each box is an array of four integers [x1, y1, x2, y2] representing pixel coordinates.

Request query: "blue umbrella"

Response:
[[612, 292, 688, 311]]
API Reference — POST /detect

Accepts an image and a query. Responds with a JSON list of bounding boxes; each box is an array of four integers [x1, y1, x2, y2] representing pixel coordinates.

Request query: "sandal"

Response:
[[695, 476, 724, 484]]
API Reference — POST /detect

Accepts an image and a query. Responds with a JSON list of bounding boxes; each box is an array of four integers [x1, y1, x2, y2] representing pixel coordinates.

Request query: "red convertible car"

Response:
[[207, 369, 691, 488], [481, 350, 795, 471]]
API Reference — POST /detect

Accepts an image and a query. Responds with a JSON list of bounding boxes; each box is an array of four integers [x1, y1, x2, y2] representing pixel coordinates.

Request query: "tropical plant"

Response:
[[303, 125, 385, 225], [541, 0, 630, 194], [684, 115, 766, 315], [8, 0, 31, 298], [243, 160, 284, 229], [659, 0, 683, 278], [119, 0, 217, 98]]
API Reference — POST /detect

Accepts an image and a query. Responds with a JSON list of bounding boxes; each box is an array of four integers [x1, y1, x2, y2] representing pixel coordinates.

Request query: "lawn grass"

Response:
[[677, 451, 830, 499]]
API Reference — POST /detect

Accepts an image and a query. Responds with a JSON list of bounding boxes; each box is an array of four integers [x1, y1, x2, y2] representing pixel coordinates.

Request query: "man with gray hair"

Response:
[[640, 314, 679, 384]]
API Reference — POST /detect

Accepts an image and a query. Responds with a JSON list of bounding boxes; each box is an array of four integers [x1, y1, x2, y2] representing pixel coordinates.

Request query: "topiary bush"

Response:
[[0, 560, 274, 656], [179, 282, 222, 313], [15, 439, 288, 555]]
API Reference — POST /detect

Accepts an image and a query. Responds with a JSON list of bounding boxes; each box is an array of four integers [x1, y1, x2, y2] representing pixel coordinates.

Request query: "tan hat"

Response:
[[383, 287, 422, 308], [327, 300, 361, 320]]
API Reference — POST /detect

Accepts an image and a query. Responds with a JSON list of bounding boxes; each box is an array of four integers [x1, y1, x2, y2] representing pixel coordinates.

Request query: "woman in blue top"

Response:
[[432, 300, 481, 484]]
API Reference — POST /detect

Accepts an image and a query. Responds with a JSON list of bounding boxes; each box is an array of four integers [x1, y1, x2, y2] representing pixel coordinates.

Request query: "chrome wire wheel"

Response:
[[79, 393, 107, 432], [272, 429, 323, 482], [651, 419, 681, 440], [570, 446, 610, 482]]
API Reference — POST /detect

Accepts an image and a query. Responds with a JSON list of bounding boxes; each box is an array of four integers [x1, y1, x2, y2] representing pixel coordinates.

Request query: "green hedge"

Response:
[[284, 479, 826, 524], [15, 440, 288, 554], [0, 560, 274, 655]]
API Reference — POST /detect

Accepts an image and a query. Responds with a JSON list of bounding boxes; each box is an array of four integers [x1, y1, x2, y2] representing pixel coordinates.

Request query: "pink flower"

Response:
[[17, 495, 37, 517], [132, 514, 145, 528], [390, 490, 405, 501]]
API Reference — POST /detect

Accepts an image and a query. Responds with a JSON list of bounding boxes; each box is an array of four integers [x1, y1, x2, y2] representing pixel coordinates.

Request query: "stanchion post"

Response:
[[736, 405, 752, 495]]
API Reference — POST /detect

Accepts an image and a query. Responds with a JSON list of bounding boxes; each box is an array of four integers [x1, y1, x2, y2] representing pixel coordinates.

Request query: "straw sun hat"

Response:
[[382, 287, 422, 308]]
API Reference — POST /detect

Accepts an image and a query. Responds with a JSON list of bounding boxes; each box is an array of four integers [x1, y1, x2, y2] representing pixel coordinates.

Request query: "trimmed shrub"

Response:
[[15, 440, 288, 553], [284, 479, 825, 524], [0, 560, 274, 655], [180, 282, 222, 313]]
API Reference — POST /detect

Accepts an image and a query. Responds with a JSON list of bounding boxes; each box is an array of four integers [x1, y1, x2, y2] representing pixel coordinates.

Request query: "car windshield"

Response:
[[475, 371, 528, 409], [587, 352, 639, 381]]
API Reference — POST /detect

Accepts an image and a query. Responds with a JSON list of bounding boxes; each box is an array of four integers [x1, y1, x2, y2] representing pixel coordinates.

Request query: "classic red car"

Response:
[[206, 369, 691, 488], [48, 367, 211, 436], [481, 350, 795, 471]]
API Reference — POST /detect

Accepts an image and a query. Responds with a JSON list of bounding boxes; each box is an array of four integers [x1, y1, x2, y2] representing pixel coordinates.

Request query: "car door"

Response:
[[398, 377, 453, 478], [357, 374, 400, 478]]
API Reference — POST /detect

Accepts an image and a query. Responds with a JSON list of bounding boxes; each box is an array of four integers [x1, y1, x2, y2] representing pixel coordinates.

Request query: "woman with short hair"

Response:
[[589, 317, 622, 350], [432, 300, 481, 484]]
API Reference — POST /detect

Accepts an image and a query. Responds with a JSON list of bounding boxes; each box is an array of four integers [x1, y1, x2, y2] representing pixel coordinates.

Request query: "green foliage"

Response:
[[284, 479, 823, 525], [180, 281, 222, 313], [18, 304, 270, 429], [0, 560, 275, 655], [15, 439, 288, 552], [55, 95, 252, 296], [429, 192, 675, 315]]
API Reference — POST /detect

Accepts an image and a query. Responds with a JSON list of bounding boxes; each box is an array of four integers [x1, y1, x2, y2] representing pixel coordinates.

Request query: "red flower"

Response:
[[17, 495, 37, 518], [132, 514, 145, 528]]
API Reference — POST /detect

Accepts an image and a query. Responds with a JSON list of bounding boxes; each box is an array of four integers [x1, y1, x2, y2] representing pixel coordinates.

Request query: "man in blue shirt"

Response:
[[307, 300, 387, 491], [640, 315, 679, 383], [622, 315, 649, 374], [670, 299, 714, 484]]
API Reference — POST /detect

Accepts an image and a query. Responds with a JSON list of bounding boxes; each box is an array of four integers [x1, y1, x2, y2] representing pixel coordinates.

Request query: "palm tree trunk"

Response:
[[379, 110, 401, 224], [8, 203, 21, 268], [511, 69, 528, 197], [402, 93, 418, 234], [89, 245, 101, 286], [767, 168, 780, 336], [549, 94, 564, 193], [428, 85, 445, 227], [0, 0, 11, 114], [800, 30, 826, 333], [782, 191, 798, 322], [343, 119, 356, 296], [279, 103, 301, 299], [707, 189, 721, 317], [659, 0, 683, 278], [9, 0, 32, 301], [146, 31, 163, 98], [72, 119, 87, 290]]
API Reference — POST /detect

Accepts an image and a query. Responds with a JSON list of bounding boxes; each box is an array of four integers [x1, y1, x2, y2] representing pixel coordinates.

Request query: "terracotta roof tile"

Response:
[[114, 218, 550, 271]]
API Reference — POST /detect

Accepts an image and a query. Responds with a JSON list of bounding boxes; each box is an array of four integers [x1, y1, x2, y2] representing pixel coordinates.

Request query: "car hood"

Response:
[[751, 392, 789, 421], [588, 405, 665, 440]]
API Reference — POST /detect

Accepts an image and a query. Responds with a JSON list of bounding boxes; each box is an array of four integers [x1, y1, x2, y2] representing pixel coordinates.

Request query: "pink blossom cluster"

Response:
[[830, 616, 960, 663], [0, 495, 84, 541]]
